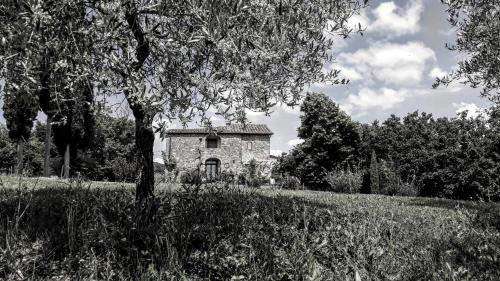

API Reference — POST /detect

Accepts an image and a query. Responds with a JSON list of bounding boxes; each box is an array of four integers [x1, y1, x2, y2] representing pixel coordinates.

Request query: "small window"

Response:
[[205, 158, 220, 178], [206, 136, 219, 148], [247, 142, 252, 150]]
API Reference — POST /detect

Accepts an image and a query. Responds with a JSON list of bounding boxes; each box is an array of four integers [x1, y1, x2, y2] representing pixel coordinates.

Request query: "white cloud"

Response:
[[370, 1, 424, 36], [347, 10, 370, 31], [270, 149, 283, 157], [339, 41, 436, 86], [452, 102, 486, 118], [287, 138, 304, 147], [429, 67, 447, 79], [346, 87, 429, 110], [245, 109, 265, 117], [339, 103, 354, 115], [244, 109, 266, 122], [336, 66, 363, 81], [347, 88, 405, 109], [274, 99, 303, 116]]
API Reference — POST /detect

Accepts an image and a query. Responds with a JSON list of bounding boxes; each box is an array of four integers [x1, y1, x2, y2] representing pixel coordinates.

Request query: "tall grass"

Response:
[[0, 177, 499, 280], [324, 169, 362, 193]]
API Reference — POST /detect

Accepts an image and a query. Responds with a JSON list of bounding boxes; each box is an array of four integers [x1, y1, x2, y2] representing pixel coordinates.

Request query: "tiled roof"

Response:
[[166, 124, 273, 135]]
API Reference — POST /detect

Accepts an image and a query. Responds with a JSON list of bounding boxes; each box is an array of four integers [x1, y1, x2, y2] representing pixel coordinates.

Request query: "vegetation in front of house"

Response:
[[1, 178, 499, 280], [275, 93, 500, 201]]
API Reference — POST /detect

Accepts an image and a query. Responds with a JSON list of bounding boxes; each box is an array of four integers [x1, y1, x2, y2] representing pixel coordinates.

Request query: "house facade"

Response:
[[165, 124, 273, 179]]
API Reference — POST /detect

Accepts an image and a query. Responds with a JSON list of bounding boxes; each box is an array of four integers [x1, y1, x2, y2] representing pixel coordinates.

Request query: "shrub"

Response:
[[179, 168, 202, 185], [362, 159, 418, 196], [325, 169, 362, 193], [242, 159, 266, 188], [378, 160, 418, 196], [280, 176, 301, 190], [217, 171, 235, 184], [361, 171, 371, 194], [111, 156, 136, 182], [246, 177, 264, 188]]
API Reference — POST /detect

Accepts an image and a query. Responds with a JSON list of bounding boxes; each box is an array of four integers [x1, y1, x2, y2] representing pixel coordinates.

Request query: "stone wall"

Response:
[[241, 135, 271, 163], [166, 133, 271, 177]]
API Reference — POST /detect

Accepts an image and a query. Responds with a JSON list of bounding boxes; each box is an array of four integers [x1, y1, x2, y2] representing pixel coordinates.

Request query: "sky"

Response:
[[0, 0, 494, 163], [238, 0, 493, 158]]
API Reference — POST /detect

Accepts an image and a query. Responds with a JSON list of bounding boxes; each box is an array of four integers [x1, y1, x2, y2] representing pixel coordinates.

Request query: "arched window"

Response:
[[205, 158, 220, 179], [206, 135, 220, 148]]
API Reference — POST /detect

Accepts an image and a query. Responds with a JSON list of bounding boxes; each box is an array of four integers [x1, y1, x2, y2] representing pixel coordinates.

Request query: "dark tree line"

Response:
[[278, 93, 500, 201], [0, 113, 138, 182]]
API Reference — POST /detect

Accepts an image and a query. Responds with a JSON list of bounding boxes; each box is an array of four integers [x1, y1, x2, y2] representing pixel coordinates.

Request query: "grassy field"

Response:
[[0, 175, 499, 280]]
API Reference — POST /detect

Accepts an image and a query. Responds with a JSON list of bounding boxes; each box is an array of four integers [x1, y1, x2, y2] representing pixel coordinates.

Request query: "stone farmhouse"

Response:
[[165, 124, 273, 179]]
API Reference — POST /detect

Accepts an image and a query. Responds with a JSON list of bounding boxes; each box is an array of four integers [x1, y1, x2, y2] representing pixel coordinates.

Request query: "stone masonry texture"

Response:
[[165, 124, 273, 179]]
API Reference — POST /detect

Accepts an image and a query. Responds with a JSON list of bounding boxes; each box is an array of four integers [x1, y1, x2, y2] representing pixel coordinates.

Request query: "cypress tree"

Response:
[[370, 150, 380, 194]]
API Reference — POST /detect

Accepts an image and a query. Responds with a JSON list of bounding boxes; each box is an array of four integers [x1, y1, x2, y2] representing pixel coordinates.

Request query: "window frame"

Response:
[[206, 135, 220, 149]]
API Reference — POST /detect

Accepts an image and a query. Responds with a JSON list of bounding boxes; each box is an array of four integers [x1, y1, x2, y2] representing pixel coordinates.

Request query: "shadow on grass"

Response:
[[403, 196, 500, 230], [1, 184, 499, 280], [0, 185, 338, 279]]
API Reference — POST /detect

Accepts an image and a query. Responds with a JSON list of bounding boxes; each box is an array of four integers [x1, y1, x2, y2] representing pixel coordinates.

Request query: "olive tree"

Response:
[[90, 0, 366, 202], [2, 0, 366, 202], [435, 0, 500, 100]]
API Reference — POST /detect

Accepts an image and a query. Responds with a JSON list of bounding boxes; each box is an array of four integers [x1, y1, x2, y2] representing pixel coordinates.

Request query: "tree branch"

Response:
[[125, 7, 150, 72]]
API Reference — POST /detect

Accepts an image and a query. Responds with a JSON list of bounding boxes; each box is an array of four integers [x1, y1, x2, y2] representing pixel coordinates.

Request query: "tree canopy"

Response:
[[286, 92, 360, 187], [435, 0, 500, 100], [1, 0, 367, 200]]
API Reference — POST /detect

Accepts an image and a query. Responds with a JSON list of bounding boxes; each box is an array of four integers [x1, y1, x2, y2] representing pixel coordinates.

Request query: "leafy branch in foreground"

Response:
[[435, 0, 500, 101], [88, 0, 366, 202]]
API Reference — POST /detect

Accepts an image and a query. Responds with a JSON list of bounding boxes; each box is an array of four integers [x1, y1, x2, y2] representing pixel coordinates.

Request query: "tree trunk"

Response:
[[43, 115, 52, 177], [16, 139, 24, 175], [134, 113, 155, 202], [63, 143, 70, 178]]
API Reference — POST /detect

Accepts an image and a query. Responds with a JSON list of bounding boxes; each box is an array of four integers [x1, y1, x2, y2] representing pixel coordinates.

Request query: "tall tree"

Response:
[[369, 150, 379, 193], [295, 92, 360, 187], [51, 84, 95, 178], [435, 0, 500, 100], [2, 91, 38, 174], [89, 0, 366, 202], [1, 1, 98, 178], [0, 123, 16, 172]]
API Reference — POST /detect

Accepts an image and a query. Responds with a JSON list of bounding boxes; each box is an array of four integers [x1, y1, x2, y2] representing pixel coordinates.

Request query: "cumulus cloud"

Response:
[[287, 138, 304, 147], [452, 102, 486, 118], [429, 67, 447, 79], [347, 10, 370, 31], [339, 41, 436, 86], [370, 1, 424, 36], [336, 66, 363, 81], [339, 103, 354, 115], [270, 149, 283, 157], [346, 88, 405, 109], [346, 87, 429, 110], [273, 99, 304, 116]]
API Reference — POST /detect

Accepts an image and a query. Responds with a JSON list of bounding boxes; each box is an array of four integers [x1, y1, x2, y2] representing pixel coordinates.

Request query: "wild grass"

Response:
[[0, 175, 499, 280]]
